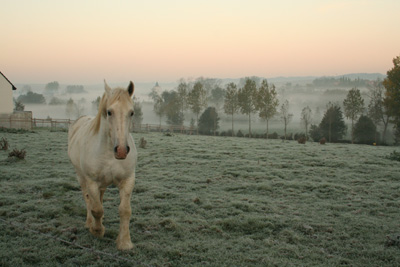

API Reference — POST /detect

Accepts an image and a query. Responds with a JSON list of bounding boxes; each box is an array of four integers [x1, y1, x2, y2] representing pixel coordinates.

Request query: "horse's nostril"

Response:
[[114, 146, 118, 153], [126, 146, 130, 154]]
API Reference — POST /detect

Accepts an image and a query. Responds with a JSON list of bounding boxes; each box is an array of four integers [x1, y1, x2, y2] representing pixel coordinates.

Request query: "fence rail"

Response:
[[0, 117, 195, 134]]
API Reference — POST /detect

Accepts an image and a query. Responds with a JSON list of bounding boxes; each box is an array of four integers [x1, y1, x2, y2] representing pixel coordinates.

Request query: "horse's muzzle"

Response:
[[114, 145, 130, 160]]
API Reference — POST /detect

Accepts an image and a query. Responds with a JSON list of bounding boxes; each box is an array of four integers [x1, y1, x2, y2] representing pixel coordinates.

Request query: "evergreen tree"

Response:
[[198, 107, 220, 135], [320, 103, 347, 142], [354, 115, 376, 144], [309, 124, 323, 142]]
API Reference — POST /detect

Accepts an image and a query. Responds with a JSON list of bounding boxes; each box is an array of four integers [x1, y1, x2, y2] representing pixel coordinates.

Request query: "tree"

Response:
[[76, 98, 86, 118], [354, 115, 376, 144], [309, 124, 323, 142], [188, 81, 208, 133], [256, 79, 279, 139], [238, 78, 257, 138], [49, 96, 66, 105], [66, 98, 77, 119], [177, 80, 188, 123], [44, 81, 59, 95], [209, 86, 225, 111], [320, 103, 347, 142], [301, 106, 312, 140], [280, 100, 293, 140], [91, 96, 101, 112], [132, 96, 143, 128], [149, 88, 165, 127], [66, 85, 85, 94], [13, 99, 25, 111], [383, 55, 400, 142], [223, 82, 239, 136], [343, 87, 364, 143], [198, 107, 220, 135], [162, 91, 184, 126], [17, 91, 46, 104], [367, 79, 391, 143]]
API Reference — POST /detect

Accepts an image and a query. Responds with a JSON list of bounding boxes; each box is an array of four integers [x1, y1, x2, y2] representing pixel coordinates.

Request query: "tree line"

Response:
[[149, 54, 400, 145]]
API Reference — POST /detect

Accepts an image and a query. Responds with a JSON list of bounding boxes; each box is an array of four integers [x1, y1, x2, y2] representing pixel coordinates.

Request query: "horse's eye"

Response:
[[107, 110, 112, 116], [130, 111, 134, 117]]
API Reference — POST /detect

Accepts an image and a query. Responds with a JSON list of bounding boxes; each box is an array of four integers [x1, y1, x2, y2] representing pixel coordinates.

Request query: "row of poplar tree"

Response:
[[149, 54, 400, 144]]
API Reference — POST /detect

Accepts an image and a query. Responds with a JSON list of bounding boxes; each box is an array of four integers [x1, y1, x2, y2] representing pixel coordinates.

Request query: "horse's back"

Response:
[[68, 116, 92, 141], [68, 116, 93, 163]]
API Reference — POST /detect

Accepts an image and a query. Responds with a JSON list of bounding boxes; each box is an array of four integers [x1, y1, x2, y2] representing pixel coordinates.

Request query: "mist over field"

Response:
[[14, 73, 388, 140]]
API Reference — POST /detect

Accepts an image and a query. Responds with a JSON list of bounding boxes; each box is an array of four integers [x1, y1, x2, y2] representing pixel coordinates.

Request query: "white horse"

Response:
[[68, 81, 137, 250]]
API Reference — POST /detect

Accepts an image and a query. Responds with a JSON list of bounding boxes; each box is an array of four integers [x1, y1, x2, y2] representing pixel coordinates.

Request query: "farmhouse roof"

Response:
[[0, 71, 17, 90]]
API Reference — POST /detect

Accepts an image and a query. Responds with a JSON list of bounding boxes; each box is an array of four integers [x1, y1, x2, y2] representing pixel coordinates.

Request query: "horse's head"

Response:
[[103, 80, 135, 160]]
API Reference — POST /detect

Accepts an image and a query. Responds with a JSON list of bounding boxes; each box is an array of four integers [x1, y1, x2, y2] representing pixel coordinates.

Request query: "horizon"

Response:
[[1, 0, 399, 84]]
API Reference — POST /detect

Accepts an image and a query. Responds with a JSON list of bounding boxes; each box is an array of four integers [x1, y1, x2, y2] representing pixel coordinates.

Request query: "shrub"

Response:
[[220, 130, 234, 137], [297, 137, 306, 144], [8, 148, 26, 160], [268, 132, 279, 139], [294, 133, 306, 141], [237, 130, 244, 137], [139, 137, 147, 148], [387, 151, 400, 162], [0, 127, 34, 134], [0, 137, 9, 150]]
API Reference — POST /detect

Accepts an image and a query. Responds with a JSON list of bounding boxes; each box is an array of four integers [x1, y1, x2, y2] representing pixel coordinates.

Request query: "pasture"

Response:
[[0, 129, 400, 266]]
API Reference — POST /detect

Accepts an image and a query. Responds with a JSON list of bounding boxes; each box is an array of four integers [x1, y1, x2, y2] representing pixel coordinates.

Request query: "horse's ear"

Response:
[[104, 79, 112, 96], [127, 81, 134, 97]]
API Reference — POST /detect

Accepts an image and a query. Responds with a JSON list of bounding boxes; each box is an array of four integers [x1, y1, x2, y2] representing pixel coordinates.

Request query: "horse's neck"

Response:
[[97, 118, 112, 148]]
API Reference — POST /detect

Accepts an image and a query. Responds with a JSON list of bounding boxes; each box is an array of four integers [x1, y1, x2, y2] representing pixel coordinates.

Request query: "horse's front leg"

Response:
[[86, 180, 105, 237], [116, 177, 135, 250], [77, 175, 93, 228]]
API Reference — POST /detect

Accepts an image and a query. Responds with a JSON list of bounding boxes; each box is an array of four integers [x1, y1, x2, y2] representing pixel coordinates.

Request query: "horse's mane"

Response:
[[90, 88, 131, 134]]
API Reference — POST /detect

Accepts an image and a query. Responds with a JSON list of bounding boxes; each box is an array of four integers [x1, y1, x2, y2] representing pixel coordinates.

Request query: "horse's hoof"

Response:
[[117, 240, 134, 250], [90, 225, 105, 237]]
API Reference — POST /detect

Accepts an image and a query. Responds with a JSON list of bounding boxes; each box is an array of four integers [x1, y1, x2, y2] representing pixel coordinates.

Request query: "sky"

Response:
[[1, 0, 400, 84]]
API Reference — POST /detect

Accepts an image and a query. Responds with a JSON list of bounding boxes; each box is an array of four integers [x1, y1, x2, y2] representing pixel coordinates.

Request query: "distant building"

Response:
[[152, 82, 162, 95], [0, 71, 17, 114], [0, 72, 32, 130]]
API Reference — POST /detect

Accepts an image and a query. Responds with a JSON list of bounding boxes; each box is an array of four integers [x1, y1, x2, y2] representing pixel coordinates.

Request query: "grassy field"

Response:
[[0, 129, 400, 266]]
